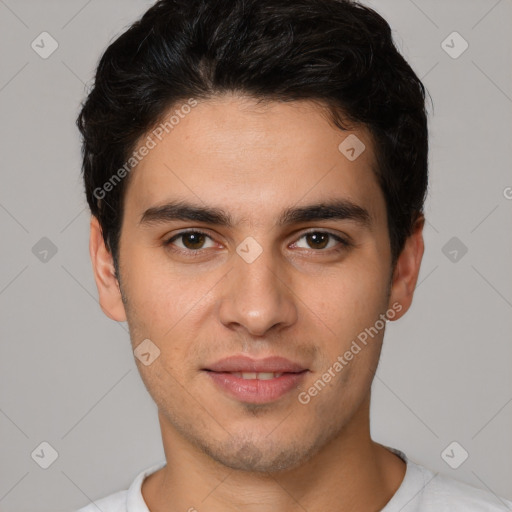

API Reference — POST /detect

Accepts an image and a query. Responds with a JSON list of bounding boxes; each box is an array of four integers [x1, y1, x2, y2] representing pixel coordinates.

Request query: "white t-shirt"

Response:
[[76, 447, 512, 511]]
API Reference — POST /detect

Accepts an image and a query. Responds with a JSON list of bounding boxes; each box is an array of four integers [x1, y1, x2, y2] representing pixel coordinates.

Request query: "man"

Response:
[[76, 0, 512, 510]]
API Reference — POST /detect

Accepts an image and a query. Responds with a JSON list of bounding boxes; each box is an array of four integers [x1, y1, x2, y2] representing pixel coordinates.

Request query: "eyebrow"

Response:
[[139, 198, 372, 230]]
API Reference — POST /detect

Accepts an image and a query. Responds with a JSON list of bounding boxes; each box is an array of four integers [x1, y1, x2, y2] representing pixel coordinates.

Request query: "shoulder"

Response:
[[383, 447, 512, 512], [424, 470, 512, 511], [75, 490, 127, 512], [73, 460, 166, 512]]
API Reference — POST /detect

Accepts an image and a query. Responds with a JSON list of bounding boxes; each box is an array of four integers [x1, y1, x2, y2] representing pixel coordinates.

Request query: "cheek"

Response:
[[310, 260, 388, 338], [122, 259, 219, 371], [122, 252, 202, 328]]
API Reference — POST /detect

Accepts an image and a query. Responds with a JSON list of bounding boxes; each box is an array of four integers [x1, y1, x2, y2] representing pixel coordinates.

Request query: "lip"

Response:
[[205, 355, 307, 373], [203, 355, 308, 404]]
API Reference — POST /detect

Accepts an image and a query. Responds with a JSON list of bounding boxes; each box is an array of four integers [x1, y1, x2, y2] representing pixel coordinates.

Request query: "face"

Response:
[[90, 94, 424, 473]]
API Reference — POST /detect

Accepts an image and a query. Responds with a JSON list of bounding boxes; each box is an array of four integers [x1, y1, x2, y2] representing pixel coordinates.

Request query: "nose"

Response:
[[217, 245, 298, 337]]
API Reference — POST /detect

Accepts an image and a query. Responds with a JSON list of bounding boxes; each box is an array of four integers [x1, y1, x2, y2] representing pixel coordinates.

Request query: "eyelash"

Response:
[[163, 229, 351, 257]]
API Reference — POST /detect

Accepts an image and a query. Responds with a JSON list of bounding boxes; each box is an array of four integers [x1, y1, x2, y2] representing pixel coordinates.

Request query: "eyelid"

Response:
[[290, 229, 351, 251], [164, 228, 217, 250], [164, 228, 351, 253]]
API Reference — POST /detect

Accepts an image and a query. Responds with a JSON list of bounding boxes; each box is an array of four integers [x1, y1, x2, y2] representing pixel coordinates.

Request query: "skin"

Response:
[[90, 93, 424, 512]]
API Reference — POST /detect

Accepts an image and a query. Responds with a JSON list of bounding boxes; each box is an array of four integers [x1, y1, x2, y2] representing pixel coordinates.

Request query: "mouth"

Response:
[[229, 372, 286, 380], [203, 355, 309, 404]]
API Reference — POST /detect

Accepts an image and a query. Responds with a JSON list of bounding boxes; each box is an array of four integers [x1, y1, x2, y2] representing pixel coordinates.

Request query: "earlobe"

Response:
[[387, 214, 425, 321], [89, 216, 127, 322]]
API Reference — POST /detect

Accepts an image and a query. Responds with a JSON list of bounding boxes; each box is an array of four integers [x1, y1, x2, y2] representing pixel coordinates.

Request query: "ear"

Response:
[[89, 215, 127, 322], [387, 214, 425, 321]]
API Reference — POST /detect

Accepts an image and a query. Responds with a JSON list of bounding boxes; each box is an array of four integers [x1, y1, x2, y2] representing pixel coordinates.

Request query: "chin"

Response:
[[197, 432, 328, 474]]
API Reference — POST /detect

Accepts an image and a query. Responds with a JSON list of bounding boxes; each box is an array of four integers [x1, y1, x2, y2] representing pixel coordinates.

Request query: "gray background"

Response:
[[0, 0, 511, 511]]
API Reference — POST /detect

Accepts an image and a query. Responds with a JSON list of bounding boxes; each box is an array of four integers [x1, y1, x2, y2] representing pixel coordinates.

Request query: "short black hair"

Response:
[[77, 0, 430, 273]]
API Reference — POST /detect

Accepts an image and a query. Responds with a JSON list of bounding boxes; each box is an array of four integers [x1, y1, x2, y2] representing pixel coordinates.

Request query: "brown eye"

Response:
[[164, 231, 215, 252], [294, 231, 350, 252], [180, 232, 206, 250], [305, 232, 329, 249]]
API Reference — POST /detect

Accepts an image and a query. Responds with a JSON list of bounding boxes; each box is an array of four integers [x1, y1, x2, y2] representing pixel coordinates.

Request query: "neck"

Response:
[[142, 394, 406, 512]]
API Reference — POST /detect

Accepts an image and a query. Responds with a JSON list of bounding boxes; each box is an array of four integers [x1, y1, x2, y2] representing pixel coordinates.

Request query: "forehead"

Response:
[[124, 95, 386, 229]]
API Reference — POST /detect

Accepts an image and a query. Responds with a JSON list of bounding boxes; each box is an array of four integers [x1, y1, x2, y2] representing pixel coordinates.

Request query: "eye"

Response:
[[292, 231, 350, 252], [163, 229, 351, 257], [164, 230, 215, 252]]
